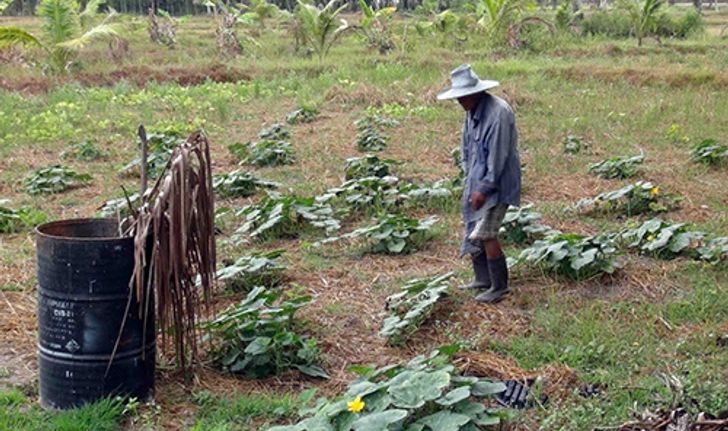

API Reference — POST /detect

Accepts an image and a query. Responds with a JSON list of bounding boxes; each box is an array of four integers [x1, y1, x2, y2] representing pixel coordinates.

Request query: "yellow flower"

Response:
[[347, 396, 365, 413], [650, 187, 660, 196], [647, 235, 655, 241]]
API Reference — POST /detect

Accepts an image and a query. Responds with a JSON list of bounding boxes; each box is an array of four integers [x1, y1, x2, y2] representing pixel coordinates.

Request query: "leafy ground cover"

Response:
[[1, 9, 728, 431]]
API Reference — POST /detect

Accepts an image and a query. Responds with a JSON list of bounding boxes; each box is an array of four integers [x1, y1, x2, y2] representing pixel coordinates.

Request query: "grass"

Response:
[[1, 8, 727, 431], [0, 391, 126, 431]]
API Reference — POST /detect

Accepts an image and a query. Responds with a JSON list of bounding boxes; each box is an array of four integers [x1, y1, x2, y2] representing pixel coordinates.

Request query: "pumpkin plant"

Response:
[[317, 213, 438, 254], [499, 205, 558, 244], [216, 250, 287, 292], [233, 192, 340, 242], [316, 176, 400, 214], [690, 139, 727, 166], [268, 348, 505, 431], [286, 106, 319, 125], [344, 155, 400, 180], [60, 139, 108, 161], [517, 233, 621, 280], [380, 273, 453, 346], [213, 170, 279, 198], [575, 181, 680, 216], [98, 192, 140, 218], [619, 218, 704, 260], [563, 134, 589, 154], [0, 199, 47, 234], [24, 165, 91, 195], [203, 286, 327, 379], [588, 153, 645, 179], [120, 126, 188, 178], [230, 140, 295, 167]]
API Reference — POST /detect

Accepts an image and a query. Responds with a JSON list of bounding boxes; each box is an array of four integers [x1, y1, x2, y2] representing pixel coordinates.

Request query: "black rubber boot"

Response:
[[476, 255, 510, 303], [459, 251, 491, 290]]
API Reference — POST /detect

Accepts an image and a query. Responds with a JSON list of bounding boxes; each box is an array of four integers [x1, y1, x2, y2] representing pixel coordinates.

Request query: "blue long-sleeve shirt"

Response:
[[461, 94, 522, 224]]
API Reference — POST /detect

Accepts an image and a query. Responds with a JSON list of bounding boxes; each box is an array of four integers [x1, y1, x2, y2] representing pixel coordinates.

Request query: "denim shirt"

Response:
[[461, 94, 521, 224]]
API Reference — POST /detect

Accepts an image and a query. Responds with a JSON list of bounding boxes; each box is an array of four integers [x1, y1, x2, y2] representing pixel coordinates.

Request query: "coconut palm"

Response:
[[474, 0, 526, 41], [0, 0, 119, 73], [294, 0, 349, 60], [618, 0, 664, 46]]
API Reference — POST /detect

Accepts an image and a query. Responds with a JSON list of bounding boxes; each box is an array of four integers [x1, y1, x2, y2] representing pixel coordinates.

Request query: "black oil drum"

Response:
[[35, 218, 154, 410]]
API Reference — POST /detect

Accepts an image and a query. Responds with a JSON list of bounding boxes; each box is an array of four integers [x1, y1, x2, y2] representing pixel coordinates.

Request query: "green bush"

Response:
[[655, 9, 703, 38], [580, 10, 632, 38], [203, 286, 327, 379]]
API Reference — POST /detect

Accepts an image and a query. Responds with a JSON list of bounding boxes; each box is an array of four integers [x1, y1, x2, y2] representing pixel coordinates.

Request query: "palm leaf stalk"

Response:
[[126, 131, 217, 372]]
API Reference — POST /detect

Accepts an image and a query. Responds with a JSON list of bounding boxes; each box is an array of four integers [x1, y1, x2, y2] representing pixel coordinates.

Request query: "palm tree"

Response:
[[0, 0, 119, 73], [619, 0, 664, 46], [294, 0, 350, 60]]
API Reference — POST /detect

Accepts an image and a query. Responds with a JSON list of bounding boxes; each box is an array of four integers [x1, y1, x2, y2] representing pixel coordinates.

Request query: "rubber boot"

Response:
[[476, 255, 510, 303], [459, 251, 491, 290]]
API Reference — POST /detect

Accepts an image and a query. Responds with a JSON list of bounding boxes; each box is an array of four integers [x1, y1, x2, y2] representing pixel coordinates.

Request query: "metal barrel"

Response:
[[35, 218, 154, 410]]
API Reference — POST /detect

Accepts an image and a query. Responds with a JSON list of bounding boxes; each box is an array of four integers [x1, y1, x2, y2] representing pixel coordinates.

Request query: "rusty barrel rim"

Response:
[[35, 218, 128, 242]]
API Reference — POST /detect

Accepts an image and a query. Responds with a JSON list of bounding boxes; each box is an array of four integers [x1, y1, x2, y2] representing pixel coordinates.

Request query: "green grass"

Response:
[[0, 391, 126, 431], [189, 391, 301, 431]]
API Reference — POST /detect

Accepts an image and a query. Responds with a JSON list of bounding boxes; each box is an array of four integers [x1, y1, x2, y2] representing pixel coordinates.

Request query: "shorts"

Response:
[[468, 204, 508, 244]]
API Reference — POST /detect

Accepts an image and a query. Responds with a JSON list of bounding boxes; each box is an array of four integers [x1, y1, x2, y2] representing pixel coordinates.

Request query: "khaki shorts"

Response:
[[467, 204, 508, 244]]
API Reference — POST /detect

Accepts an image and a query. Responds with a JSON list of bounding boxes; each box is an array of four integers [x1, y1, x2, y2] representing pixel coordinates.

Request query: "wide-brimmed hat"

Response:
[[437, 64, 499, 100]]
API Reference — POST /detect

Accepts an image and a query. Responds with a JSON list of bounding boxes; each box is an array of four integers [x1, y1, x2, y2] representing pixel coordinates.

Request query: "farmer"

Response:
[[437, 64, 521, 303]]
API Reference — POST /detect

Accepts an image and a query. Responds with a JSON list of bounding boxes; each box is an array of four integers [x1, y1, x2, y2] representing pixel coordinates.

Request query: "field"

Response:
[[1, 6, 728, 431]]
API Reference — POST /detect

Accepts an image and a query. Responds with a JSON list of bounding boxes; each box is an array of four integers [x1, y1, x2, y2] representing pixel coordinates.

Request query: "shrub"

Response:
[[517, 233, 621, 280], [344, 155, 400, 180], [216, 250, 287, 292], [24, 165, 91, 195], [690, 139, 727, 166], [229, 140, 295, 167], [655, 9, 703, 38], [317, 213, 438, 254], [268, 349, 506, 431], [580, 10, 632, 38], [588, 153, 645, 179], [232, 192, 340, 242], [61, 140, 108, 161], [499, 205, 559, 244], [0, 199, 47, 233], [380, 273, 453, 345], [213, 170, 279, 198], [575, 181, 680, 216], [619, 218, 704, 259], [203, 286, 327, 379]]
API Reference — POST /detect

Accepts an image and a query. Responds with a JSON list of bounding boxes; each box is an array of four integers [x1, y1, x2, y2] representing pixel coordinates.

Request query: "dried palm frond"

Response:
[[126, 131, 216, 371]]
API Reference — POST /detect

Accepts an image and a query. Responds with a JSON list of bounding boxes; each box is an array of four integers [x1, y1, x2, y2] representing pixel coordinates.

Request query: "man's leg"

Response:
[[476, 238, 509, 303], [460, 222, 491, 290], [471, 205, 510, 303]]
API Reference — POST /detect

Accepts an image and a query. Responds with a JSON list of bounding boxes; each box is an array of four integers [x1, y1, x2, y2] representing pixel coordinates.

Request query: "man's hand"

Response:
[[469, 192, 487, 211]]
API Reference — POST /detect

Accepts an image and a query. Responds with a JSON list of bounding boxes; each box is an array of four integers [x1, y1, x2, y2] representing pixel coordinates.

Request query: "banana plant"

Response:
[[618, 0, 664, 46], [0, 0, 120, 73], [474, 0, 527, 41], [357, 0, 397, 52], [294, 0, 350, 60]]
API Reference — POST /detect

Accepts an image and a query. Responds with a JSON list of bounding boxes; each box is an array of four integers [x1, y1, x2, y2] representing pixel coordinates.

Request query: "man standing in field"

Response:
[[437, 64, 521, 304]]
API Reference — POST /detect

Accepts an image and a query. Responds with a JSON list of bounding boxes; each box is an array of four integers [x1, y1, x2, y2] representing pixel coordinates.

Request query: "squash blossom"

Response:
[[647, 235, 655, 241], [650, 187, 660, 196], [347, 396, 365, 413]]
